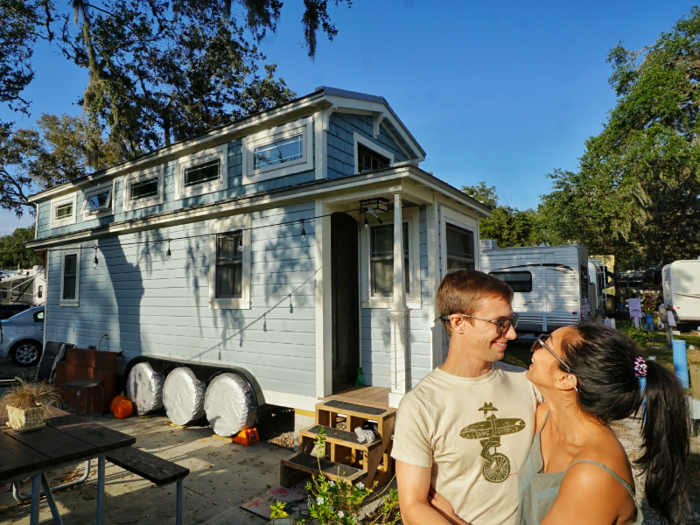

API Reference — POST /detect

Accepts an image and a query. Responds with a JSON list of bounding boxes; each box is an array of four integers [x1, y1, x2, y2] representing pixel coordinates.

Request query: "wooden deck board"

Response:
[[323, 386, 390, 409]]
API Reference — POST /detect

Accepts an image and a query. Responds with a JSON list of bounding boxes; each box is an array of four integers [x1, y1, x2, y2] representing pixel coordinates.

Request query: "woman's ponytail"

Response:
[[638, 359, 690, 525]]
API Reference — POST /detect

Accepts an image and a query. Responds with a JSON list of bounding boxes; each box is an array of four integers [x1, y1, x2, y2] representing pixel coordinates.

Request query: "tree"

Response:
[[462, 182, 544, 248], [0, 227, 41, 269], [540, 8, 700, 269], [0, 114, 121, 216]]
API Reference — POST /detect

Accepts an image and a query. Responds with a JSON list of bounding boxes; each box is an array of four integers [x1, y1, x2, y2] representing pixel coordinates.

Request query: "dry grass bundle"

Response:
[[0, 378, 61, 416]]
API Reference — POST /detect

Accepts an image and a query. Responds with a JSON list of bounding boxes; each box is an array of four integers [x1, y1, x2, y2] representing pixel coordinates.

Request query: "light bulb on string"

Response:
[[300, 219, 307, 242], [93, 246, 99, 269], [364, 213, 369, 230], [166, 239, 172, 260], [237, 231, 244, 252]]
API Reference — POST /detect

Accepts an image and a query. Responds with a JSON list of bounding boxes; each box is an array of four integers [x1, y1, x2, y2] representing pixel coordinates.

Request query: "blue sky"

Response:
[[1, 0, 696, 235]]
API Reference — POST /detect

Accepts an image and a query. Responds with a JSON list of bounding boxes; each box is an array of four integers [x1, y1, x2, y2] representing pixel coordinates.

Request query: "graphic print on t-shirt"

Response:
[[460, 402, 526, 483]]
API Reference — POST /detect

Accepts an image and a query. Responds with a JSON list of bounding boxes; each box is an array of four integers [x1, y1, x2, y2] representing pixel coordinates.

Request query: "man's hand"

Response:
[[396, 460, 471, 525]]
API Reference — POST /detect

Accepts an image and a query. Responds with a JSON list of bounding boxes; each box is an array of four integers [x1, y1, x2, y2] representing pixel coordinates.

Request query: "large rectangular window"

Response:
[[82, 181, 115, 218], [370, 223, 410, 297], [490, 271, 533, 292], [130, 178, 159, 201], [50, 194, 77, 228], [445, 223, 475, 272], [60, 248, 81, 307], [56, 203, 73, 220], [175, 144, 228, 200], [253, 134, 303, 170], [215, 232, 243, 298], [123, 167, 163, 211], [185, 159, 220, 187]]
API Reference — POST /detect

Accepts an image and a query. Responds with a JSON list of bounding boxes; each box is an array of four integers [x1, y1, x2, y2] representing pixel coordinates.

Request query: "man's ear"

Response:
[[450, 314, 467, 335]]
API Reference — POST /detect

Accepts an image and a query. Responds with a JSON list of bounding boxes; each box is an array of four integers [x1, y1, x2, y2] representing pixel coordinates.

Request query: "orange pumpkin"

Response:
[[110, 392, 129, 414], [113, 399, 133, 419]]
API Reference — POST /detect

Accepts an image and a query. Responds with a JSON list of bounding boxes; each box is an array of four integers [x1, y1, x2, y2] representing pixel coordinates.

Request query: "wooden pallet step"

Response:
[[318, 400, 395, 420], [280, 452, 367, 487], [299, 425, 381, 452]]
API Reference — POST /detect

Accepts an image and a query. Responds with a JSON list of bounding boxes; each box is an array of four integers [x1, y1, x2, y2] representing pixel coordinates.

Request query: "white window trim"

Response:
[[353, 132, 395, 174], [242, 117, 313, 184], [50, 194, 77, 229], [361, 207, 421, 309], [82, 180, 116, 219], [440, 205, 478, 278], [175, 143, 228, 200], [209, 215, 252, 310], [122, 166, 164, 212], [59, 246, 81, 307]]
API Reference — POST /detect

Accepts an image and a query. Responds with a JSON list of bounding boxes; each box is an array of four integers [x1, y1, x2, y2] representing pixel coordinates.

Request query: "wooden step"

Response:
[[280, 452, 367, 487], [299, 425, 382, 453], [318, 400, 395, 420]]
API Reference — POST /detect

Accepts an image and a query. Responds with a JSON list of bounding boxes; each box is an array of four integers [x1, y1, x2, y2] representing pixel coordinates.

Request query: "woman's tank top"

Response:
[[515, 412, 643, 525]]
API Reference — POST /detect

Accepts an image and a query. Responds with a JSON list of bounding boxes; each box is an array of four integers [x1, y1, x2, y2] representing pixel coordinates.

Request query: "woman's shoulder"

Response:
[[566, 430, 635, 490]]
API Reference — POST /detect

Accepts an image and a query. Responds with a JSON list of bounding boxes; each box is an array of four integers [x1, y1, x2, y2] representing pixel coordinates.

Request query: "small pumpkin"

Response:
[[113, 399, 133, 419], [110, 392, 129, 414]]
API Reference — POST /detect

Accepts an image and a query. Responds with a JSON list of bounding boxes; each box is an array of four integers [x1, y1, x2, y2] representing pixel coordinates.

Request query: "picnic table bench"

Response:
[[106, 446, 189, 525]]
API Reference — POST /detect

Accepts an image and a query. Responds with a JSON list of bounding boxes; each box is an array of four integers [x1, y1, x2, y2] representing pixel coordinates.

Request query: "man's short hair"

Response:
[[436, 270, 514, 335]]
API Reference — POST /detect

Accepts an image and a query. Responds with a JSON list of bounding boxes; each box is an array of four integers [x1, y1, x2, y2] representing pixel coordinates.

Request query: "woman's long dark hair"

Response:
[[559, 323, 690, 525]]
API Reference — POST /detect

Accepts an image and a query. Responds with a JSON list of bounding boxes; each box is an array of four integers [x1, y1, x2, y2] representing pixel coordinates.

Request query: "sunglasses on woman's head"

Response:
[[530, 334, 574, 373], [436, 313, 519, 335]]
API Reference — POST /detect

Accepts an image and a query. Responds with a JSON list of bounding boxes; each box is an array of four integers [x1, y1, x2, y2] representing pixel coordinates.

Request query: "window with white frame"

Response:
[[175, 144, 228, 199], [60, 247, 81, 307], [82, 181, 114, 218], [209, 216, 251, 309], [122, 166, 164, 211], [242, 117, 313, 183], [440, 206, 478, 276], [361, 207, 420, 308], [354, 133, 394, 174], [50, 194, 77, 228]]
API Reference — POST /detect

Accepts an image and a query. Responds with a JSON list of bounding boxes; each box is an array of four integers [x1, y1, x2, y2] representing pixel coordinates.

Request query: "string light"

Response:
[[300, 219, 307, 242], [93, 245, 99, 269], [364, 213, 369, 230], [237, 231, 244, 252], [166, 239, 172, 260]]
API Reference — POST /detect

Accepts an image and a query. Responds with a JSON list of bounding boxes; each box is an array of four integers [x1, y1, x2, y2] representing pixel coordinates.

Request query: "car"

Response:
[[0, 305, 45, 367]]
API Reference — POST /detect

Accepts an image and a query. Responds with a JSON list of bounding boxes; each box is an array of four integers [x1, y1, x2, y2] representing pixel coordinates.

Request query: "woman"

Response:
[[518, 323, 689, 524]]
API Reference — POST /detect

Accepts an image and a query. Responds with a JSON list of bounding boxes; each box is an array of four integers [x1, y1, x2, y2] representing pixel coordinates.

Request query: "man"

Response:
[[391, 270, 539, 525]]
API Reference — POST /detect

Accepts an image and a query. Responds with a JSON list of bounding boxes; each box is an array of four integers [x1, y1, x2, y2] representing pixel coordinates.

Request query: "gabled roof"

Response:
[[29, 87, 426, 203]]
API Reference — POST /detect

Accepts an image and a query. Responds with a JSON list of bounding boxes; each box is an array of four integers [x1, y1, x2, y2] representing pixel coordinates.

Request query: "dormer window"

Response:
[[175, 144, 228, 199], [353, 133, 394, 174], [242, 117, 313, 183], [123, 166, 164, 211], [50, 194, 77, 228], [82, 181, 115, 218]]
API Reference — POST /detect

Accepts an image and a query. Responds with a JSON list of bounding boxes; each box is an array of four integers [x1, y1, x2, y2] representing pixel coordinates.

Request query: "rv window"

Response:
[[370, 224, 410, 296], [215, 232, 243, 298], [445, 223, 475, 272], [490, 271, 532, 293]]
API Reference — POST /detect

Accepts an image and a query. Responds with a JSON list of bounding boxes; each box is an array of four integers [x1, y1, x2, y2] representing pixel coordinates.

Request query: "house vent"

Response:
[[480, 239, 498, 251]]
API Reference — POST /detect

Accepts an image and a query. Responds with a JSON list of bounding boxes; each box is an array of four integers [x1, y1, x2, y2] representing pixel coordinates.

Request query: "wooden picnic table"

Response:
[[0, 406, 135, 525]]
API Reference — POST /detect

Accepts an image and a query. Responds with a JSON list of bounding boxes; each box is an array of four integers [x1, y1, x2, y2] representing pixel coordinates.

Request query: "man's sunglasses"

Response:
[[530, 334, 574, 373], [436, 313, 519, 335]]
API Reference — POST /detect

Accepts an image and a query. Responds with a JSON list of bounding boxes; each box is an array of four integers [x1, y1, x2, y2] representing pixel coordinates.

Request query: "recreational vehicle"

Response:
[[480, 244, 593, 333], [662, 260, 700, 324]]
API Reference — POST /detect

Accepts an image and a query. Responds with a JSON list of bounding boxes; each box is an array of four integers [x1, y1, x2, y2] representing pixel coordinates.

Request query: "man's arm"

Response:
[[396, 460, 470, 525]]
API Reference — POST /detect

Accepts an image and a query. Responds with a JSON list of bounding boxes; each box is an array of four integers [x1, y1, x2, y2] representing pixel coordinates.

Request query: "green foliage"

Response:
[[540, 7, 700, 270], [617, 321, 653, 347], [0, 227, 40, 269], [270, 500, 290, 518], [462, 182, 545, 248]]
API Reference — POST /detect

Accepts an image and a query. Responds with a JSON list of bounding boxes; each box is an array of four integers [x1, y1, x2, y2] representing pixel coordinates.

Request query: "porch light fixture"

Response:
[[93, 245, 99, 269], [359, 197, 389, 226], [166, 238, 172, 260], [300, 219, 307, 242]]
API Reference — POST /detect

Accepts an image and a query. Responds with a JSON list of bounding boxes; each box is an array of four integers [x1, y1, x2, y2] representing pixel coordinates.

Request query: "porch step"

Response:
[[299, 425, 382, 453], [280, 452, 367, 487], [318, 400, 394, 419]]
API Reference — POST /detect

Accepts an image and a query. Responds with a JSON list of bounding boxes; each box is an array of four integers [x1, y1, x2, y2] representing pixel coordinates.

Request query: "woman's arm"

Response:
[[540, 462, 634, 525]]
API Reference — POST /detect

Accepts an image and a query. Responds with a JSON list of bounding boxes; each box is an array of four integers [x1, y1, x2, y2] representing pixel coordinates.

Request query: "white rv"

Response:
[[0, 266, 46, 306], [662, 260, 700, 324], [587, 258, 608, 318], [481, 244, 593, 333]]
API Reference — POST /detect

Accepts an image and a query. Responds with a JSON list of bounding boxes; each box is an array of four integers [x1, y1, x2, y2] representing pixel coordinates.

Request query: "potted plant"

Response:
[[0, 379, 61, 432]]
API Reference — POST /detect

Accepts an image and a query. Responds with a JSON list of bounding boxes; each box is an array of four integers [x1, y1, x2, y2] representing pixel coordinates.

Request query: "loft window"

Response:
[[358, 143, 390, 172], [83, 184, 113, 216], [370, 223, 410, 297], [215, 232, 243, 298], [490, 271, 533, 293], [253, 134, 303, 170], [445, 223, 475, 272], [56, 203, 73, 220], [185, 159, 220, 187], [130, 178, 158, 201]]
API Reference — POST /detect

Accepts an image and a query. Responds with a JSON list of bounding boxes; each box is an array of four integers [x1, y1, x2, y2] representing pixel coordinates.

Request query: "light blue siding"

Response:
[[44, 202, 318, 398]]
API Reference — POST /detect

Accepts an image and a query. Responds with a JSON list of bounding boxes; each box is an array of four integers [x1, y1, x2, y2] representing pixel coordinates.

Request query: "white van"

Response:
[[662, 260, 700, 324]]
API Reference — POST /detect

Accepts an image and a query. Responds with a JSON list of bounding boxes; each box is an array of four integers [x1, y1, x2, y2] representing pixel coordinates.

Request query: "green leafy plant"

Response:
[[270, 500, 289, 518], [618, 321, 653, 347], [272, 427, 401, 524]]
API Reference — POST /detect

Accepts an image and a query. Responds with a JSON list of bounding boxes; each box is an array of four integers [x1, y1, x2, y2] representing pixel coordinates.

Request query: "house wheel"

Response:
[[483, 453, 510, 483], [11, 341, 42, 367]]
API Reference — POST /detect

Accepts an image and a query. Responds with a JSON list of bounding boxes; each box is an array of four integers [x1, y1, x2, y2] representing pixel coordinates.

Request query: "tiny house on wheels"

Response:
[[25, 87, 490, 431], [480, 243, 594, 333], [662, 260, 700, 325]]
